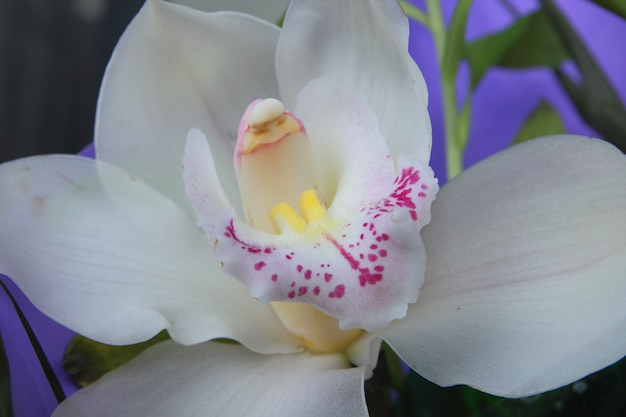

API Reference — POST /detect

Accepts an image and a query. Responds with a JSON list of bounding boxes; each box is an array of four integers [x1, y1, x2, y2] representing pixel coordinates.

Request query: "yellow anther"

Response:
[[300, 189, 326, 222], [270, 202, 306, 233]]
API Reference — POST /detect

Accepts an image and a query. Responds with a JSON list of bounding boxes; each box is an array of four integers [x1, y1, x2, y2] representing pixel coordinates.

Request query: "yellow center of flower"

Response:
[[235, 98, 363, 353]]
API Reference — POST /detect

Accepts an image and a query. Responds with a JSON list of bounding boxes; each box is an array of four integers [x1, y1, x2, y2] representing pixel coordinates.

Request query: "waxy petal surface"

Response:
[[295, 78, 397, 211], [183, 128, 232, 234], [168, 0, 290, 22], [53, 341, 368, 417], [276, 0, 431, 161], [0, 156, 299, 352], [382, 136, 626, 397], [96, 0, 280, 213]]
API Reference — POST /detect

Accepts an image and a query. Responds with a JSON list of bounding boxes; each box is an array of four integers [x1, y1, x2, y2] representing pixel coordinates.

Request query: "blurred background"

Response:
[[0, 0, 144, 163]]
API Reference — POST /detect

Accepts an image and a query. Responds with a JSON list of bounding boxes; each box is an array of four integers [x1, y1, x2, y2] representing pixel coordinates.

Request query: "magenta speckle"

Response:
[[368, 254, 378, 262], [370, 244, 378, 250], [374, 265, 385, 272], [264, 248, 272, 254], [329, 284, 345, 299], [304, 270, 312, 280], [271, 274, 278, 282], [313, 286, 320, 295], [254, 261, 266, 271], [324, 273, 333, 282], [288, 290, 295, 299], [298, 286, 308, 296], [379, 249, 388, 257], [297, 265, 303, 272]]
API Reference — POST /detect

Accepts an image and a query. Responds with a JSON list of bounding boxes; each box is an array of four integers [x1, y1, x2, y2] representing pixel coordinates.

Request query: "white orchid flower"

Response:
[[1, 0, 625, 416]]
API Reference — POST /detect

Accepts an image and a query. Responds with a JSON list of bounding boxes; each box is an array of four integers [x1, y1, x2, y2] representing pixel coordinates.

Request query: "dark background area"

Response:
[[0, 0, 144, 163]]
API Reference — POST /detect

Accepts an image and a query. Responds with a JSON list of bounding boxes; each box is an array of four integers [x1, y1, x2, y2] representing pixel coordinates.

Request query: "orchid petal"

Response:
[[0, 155, 300, 352], [295, 77, 397, 210], [96, 0, 280, 212], [53, 341, 368, 417], [276, 0, 431, 161], [167, 0, 290, 23], [182, 128, 232, 234], [382, 136, 626, 397], [212, 155, 437, 332]]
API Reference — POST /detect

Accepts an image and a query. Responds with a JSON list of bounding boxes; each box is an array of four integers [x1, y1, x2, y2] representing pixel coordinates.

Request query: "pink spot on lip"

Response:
[[298, 286, 309, 296], [374, 265, 385, 272], [358, 269, 383, 286], [379, 249, 388, 257], [297, 265, 303, 272], [304, 270, 312, 280], [325, 233, 360, 270], [368, 254, 378, 262], [288, 290, 295, 299], [329, 284, 345, 299], [324, 273, 333, 282], [313, 286, 320, 295], [271, 274, 278, 282], [254, 261, 266, 271]]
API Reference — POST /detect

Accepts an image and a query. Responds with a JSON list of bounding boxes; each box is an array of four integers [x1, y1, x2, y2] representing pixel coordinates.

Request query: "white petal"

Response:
[[295, 77, 397, 210], [0, 155, 299, 352], [212, 156, 438, 332], [276, 0, 431, 161], [53, 341, 368, 417], [167, 0, 290, 23], [182, 128, 232, 233], [382, 136, 626, 397], [96, 0, 280, 212]]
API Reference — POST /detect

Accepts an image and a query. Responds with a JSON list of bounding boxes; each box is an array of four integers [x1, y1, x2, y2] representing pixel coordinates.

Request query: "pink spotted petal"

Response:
[[213, 157, 438, 332]]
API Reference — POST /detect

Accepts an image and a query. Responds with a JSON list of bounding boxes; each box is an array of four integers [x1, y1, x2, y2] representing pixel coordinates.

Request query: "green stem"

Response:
[[399, 1, 429, 27], [425, 0, 447, 62], [426, 0, 472, 180], [426, 0, 461, 180], [442, 80, 464, 179]]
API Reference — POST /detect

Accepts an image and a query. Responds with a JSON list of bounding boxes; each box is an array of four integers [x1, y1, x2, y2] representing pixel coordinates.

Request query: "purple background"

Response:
[[1, 1, 625, 416]]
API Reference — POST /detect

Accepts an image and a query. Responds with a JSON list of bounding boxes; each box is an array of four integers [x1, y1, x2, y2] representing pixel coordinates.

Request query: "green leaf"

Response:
[[541, 0, 626, 151], [63, 331, 170, 387], [441, 0, 473, 83], [0, 332, 13, 417], [511, 99, 565, 145], [591, 0, 626, 19], [465, 11, 569, 88]]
